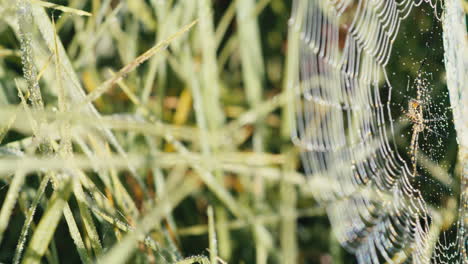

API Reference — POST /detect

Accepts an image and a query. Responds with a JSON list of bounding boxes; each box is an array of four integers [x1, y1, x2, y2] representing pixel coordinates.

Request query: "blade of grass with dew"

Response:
[[0, 169, 26, 245], [198, 0, 224, 131], [235, 0, 266, 149], [39, 173, 91, 262], [174, 256, 210, 264], [217, 34, 238, 72], [214, 0, 237, 48], [16, 0, 44, 111], [62, 203, 92, 263], [13, 79, 40, 148], [36, 53, 53, 83], [88, 206, 162, 253], [141, 0, 173, 106], [181, 46, 211, 155], [0, 154, 143, 175], [236, 1, 269, 260], [30, 0, 91, 17], [52, 16, 72, 157], [165, 49, 187, 80], [279, 6, 301, 262], [0, 105, 200, 142], [279, 151, 298, 263], [13, 174, 51, 264], [126, 0, 155, 31], [15, 185, 56, 264], [45, 238, 59, 264], [215, 0, 270, 73], [55, 0, 88, 30], [50, 176, 95, 262], [216, 0, 270, 61], [281, 4, 300, 142], [72, 179, 103, 257], [0, 106, 18, 144], [235, 0, 271, 223], [207, 206, 218, 264], [22, 177, 73, 264], [235, 0, 265, 141]]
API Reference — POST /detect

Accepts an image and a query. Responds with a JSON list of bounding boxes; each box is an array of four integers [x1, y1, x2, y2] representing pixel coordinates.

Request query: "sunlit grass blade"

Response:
[[207, 206, 218, 264], [17, 0, 44, 111], [22, 178, 73, 264], [30, 0, 91, 16], [0, 170, 26, 245], [13, 174, 50, 264]]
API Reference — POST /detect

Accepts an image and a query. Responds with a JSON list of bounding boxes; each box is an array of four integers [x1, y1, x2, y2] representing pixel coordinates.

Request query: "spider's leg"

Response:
[[425, 126, 446, 139], [413, 132, 419, 176], [423, 125, 428, 140], [424, 117, 447, 122], [406, 77, 410, 92], [409, 128, 419, 177]]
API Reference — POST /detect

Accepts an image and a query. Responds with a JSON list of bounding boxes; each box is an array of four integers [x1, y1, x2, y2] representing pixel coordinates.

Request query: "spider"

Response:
[[406, 99, 425, 133], [404, 71, 445, 177], [406, 98, 425, 176]]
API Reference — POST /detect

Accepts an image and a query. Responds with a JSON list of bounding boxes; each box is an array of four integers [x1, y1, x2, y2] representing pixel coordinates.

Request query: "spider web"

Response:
[[289, 0, 464, 263]]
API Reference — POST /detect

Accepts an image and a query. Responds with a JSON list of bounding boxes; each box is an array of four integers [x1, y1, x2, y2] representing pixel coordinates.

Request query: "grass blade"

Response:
[[0, 170, 26, 245], [22, 177, 73, 264], [30, 0, 91, 17]]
